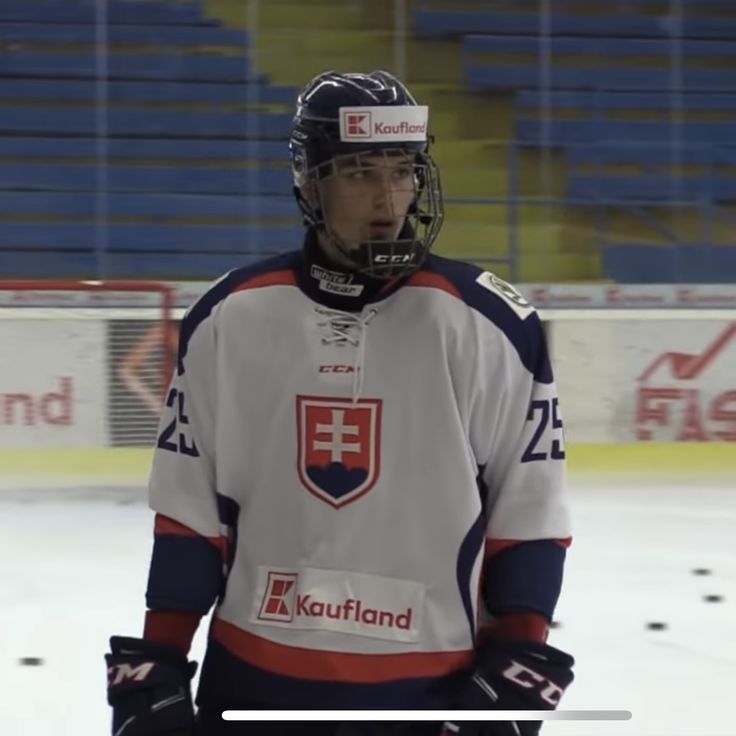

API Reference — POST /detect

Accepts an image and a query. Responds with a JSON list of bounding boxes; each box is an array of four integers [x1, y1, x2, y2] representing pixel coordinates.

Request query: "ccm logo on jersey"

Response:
[[108, 662, 154, 687], [502, 661, 564, 706], [253, 567, 425, 643]]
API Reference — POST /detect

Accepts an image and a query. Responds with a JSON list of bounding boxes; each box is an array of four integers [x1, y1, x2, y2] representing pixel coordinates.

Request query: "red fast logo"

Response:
[[636, 323, 736, 441]]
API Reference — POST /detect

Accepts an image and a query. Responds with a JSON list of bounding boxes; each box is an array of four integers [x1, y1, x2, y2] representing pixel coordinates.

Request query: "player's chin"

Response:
[[365, 223, 402, 241], [368, 229, 395, 240]]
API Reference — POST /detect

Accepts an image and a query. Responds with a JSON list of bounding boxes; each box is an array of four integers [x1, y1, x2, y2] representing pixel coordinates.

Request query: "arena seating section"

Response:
[[0, 0, 299, 278], [1, 0, 735, 281], [416, 0, 736, 282]]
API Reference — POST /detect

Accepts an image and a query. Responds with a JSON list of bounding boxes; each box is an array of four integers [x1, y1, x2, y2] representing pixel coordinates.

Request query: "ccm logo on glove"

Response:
[[502, 661, 564, 706], [108, 662, 155, 687]]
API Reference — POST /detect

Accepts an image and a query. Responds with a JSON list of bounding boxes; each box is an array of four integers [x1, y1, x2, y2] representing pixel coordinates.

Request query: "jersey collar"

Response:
[[296, 228, 415, 311]]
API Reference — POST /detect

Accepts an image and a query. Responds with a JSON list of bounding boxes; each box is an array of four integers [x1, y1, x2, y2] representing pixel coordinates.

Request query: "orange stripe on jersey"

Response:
[[479, 612, 549, 644], [144, 609, 202, 655], [406, 271, 462, 299], [485, 537, 572, 559], [212, 617, 474, 683], [232, 269, 297, 293], [485, 538, 522, 558], [153, 514, 228, 558], [154, 514, 200, 537]]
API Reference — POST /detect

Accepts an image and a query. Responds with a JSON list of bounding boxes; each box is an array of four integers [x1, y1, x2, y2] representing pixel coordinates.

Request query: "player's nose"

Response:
[[370, 174, 401, 213]]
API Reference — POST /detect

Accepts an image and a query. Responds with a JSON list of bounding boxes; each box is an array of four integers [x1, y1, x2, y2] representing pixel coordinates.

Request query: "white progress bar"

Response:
[[223, 710, 632, 722]]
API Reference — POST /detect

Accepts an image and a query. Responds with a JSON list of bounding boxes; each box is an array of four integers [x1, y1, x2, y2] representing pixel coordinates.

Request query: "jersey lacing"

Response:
[[315, 307, 378, 404]]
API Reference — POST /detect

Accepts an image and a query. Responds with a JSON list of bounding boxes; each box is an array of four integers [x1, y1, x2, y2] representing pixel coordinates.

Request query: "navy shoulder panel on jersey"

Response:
[[424, 254, 553, 384], [177, 250, 302, 375]]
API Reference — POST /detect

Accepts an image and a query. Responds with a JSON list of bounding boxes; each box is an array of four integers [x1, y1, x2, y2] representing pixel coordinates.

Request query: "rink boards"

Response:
[[1, 303, 734, 483]]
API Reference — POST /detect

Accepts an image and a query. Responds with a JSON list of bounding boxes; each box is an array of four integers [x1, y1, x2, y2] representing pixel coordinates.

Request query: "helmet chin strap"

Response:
[[323, 221, 427, 281], [316, 228, 361, 272], [295, 184, 395, 276]]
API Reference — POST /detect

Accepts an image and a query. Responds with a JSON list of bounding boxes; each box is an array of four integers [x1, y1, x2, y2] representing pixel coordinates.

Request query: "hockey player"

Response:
[[106, 70, 574, 736]]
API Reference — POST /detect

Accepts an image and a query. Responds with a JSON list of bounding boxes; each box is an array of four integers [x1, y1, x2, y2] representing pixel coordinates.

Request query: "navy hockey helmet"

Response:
[[289, 70, 444, 279]]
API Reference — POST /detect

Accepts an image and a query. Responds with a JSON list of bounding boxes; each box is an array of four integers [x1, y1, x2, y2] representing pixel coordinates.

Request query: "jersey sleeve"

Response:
[[467, 275, 571, 624], [145, 304, 225, 615], [475, 310, 570, 542], [149, 307, 217, 532]]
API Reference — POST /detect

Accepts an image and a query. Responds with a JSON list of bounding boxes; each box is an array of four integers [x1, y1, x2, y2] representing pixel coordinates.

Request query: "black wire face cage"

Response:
[[295, 147, 444, 280]]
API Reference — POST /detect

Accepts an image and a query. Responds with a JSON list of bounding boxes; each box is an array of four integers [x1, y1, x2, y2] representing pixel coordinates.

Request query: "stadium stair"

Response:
[[0, 0, 301, 279], [202, 0, 589, 282], [410, 0, 736, 282]]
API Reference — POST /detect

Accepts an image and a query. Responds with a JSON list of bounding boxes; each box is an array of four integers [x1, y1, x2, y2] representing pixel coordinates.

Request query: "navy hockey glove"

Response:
[[442, 639, 574, 736], [106, 636, 197, 736]]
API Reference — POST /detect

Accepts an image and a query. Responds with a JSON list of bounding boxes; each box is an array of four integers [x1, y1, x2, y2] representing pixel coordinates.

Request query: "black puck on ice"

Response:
[[703, 594, 724, 603], [550, 620, 562, 629], [18, 657, 44, 666], [692, 568, 712, 576], [646, 622, 667, 631]]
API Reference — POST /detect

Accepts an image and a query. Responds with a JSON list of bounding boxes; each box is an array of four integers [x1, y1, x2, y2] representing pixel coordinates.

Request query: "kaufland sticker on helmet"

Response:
[[338, 105, 429, 143]]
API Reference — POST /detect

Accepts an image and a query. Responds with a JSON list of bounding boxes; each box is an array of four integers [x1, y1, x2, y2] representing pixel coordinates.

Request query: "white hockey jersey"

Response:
[[146, 246, 571, 709]]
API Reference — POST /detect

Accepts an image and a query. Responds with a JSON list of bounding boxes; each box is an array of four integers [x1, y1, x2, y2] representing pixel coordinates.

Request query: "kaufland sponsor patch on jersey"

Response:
[[296, 395, 382, 508], [339, 106, 429, 143], [253, 566, 425, 643]]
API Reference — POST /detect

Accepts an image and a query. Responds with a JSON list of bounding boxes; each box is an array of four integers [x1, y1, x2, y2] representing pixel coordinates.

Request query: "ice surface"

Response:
[[1, 478, 734, 735]]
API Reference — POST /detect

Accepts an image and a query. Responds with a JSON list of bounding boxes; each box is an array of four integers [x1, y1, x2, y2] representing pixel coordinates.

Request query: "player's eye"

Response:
[[392, 166, 413, 181]]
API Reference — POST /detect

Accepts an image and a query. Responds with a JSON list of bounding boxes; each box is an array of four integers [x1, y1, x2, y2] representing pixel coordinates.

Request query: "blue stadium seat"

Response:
[[573, 0, 736, 5], [516, 90, 736, 111], [0, 109, 292, 138], [566, 145, 736, 165], [526, 0, 736, 8], [416, 10, 736, 39], [602, 244, 678, 282], [0, 164, 292, 195], [465, 35, 736, 58], [0, 22, 247, 46], [0, 251, 278, 279], [517, 119, 736, 144], [0, 192, 298, 220], [0, 1, 213, 26], [681, 245, 736, 282], [0, 79, 296, 106], [0, 222, 302, 251], [603, 244, 736, 283], [0, 51, 262, 82], [466, 63, 736, 90], [568, 174, 736, 201], [0, 137, 287, 161], [0, 2, 299, 280]]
